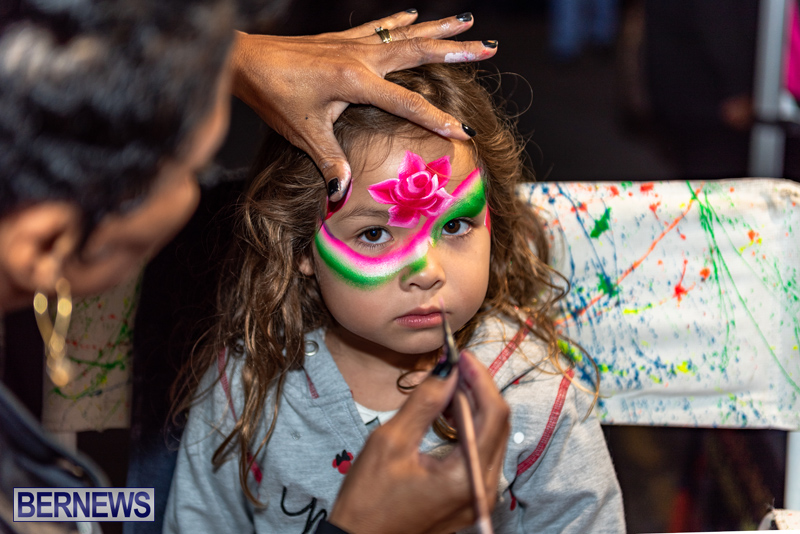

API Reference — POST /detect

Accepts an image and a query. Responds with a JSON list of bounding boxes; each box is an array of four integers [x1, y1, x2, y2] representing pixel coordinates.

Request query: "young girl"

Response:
[[165, 64, 625, 533]]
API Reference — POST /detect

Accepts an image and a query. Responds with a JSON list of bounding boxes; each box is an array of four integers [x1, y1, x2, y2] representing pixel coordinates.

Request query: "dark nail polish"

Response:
[[431, 358, 454, 379], [456, 12, 473, 22], [327, 178, 340, 198], [405, 8, 418, 14], [482, 40, 498, 49], [462, 123, 476, 137]]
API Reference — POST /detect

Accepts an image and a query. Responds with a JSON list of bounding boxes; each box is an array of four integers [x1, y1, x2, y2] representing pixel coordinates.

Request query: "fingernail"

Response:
[[482, 40, 498, 49], [462, 124, 476, 137], [327, 178, 340, 198], [456, 12, 473, 22], [431, 357, 454, 379], [405, 8, 418, 14]]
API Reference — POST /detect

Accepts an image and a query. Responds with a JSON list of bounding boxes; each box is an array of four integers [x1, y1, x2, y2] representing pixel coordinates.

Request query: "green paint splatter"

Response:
[[623, 303, 654, 315], [590, 208, 612, 238], [596, 272, 620, 298], [557, 339, 584, 362], [688, 182, 800, 395], [621, 181, 632, 189]]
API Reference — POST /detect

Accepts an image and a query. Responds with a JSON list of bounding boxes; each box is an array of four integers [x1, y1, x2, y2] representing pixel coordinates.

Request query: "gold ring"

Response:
[[375, 26, 392, 44]]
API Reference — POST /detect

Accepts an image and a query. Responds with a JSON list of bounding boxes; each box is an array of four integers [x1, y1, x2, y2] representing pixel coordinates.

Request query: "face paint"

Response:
[[368, 151, 454, 228], [314, 168, 486, 288]]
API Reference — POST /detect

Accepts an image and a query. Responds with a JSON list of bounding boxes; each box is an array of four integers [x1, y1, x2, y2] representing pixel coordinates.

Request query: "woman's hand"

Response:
[[327, 350, 510, 534], [231, 10, 498, 201]]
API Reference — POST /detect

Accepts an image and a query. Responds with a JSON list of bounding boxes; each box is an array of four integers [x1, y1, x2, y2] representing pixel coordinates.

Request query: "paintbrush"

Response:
[[439, 300, 494, 534]]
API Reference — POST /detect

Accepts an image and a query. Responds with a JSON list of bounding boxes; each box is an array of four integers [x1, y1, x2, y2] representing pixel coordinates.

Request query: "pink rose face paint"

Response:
[[314, 166, 487, 289], [367, 151, 454, 228]]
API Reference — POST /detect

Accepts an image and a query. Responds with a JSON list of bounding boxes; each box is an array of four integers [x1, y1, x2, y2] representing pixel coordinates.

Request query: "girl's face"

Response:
[[302, 134, 491, 357]]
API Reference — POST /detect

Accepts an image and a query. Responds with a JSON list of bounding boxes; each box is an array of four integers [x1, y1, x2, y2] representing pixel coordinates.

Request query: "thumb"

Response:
[[385, 363, 459, 448], [303, 127, 353, 203]]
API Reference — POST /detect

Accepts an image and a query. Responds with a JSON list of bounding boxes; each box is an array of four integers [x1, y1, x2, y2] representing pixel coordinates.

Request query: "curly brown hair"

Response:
[[175, 63, 587, 505]]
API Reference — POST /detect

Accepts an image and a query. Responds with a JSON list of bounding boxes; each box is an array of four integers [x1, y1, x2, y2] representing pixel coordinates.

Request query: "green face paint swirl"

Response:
[[314, 169, 486, 289]]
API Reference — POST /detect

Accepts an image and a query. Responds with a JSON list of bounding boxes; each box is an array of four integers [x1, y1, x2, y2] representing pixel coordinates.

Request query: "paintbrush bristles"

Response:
[[439, 297, 459, 365]]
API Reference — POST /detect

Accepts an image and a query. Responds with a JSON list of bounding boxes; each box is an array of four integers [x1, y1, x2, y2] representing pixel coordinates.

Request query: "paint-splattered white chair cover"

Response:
[[522, 178, 800, 430], [524, 178, 800, 513]]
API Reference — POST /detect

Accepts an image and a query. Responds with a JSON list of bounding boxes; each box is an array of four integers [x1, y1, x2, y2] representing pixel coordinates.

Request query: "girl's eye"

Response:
[[358, 227, 391, 245], [442, 219, 472, 236]]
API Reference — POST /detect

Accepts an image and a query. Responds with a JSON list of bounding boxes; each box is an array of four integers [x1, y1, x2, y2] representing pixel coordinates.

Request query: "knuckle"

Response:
[[316, 157, 335, 173], [397, 91, 428, 117], [391, 26, 409, 41], [403, 37, 431, 60], [334, 59, 366, 87], [438, 19, 453, 33]]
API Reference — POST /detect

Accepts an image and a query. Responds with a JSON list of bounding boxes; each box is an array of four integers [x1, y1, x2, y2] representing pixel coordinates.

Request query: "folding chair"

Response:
[[524, 179, 800, 523]]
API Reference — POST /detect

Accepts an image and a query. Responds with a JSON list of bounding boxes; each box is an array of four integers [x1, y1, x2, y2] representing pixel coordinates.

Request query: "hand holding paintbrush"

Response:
[[327, 338, 509, 534]]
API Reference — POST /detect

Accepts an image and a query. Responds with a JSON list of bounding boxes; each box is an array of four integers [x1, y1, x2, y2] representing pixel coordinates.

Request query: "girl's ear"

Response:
[[298, 254, 315, 276]]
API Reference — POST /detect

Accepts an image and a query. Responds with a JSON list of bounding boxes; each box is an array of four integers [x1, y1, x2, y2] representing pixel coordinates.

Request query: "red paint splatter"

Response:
[[674, 284, 688, 301], [730, 187, 735, 192], [673, 260, 694, 304], [570, 202, 589, 213], [657, 260, 663, 265], [700, 267, 710, 280], [609, 185, 620, 197], [509, 488, 517, 511], [628, 192, 633, 197], [649, 202, 661, 214], [640, 183, 655, 194], [748, 229, 758, 242], [555, 195, 698, 326]]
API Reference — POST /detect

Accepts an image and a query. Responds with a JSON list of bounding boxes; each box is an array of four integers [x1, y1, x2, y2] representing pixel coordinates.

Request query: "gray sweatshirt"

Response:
[[164, 315, 625, 533]]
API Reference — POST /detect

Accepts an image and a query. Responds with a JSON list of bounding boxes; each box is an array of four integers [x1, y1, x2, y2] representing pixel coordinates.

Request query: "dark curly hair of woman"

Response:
[[0, 0, 235, 230]]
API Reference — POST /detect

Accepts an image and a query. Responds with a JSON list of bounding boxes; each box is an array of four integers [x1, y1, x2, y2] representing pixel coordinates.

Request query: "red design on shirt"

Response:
[[332, 450, 354, 474]]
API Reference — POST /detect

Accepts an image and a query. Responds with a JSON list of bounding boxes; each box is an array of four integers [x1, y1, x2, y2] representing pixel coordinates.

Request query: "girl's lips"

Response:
[[395, 312, 443, 329]]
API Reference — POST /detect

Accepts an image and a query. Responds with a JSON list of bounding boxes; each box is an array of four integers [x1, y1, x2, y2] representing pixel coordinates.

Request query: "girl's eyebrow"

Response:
[[337, 204, 389, 221]]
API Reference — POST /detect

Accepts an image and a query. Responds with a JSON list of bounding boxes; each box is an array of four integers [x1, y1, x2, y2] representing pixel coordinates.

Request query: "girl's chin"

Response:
[[364, 333, 444, 357], [330, 323, 446, 358]]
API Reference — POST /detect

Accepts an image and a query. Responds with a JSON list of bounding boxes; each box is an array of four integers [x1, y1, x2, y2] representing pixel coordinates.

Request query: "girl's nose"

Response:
[[401, 247, 446, 291]]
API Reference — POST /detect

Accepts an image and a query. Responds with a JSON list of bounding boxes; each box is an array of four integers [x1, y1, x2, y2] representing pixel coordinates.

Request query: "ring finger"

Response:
[[340, 11, 476, 44]]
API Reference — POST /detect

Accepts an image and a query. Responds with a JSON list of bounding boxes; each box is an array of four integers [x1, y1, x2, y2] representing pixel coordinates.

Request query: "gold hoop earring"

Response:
[[32, 278, 73, 387]]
